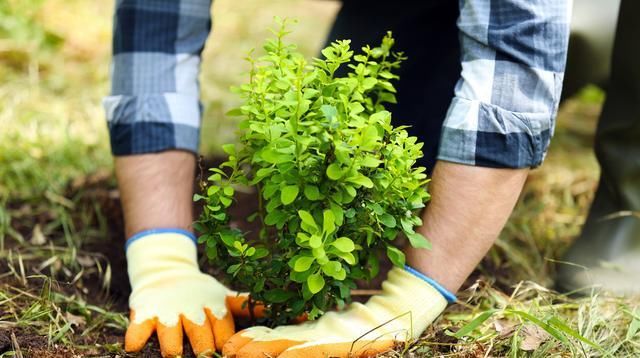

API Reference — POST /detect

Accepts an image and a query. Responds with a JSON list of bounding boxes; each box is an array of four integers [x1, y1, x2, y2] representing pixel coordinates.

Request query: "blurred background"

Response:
[[2, 0, 635, 357]]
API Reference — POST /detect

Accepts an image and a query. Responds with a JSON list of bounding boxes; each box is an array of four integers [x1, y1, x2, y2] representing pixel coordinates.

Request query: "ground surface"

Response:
[[2, 0, 640, 357]]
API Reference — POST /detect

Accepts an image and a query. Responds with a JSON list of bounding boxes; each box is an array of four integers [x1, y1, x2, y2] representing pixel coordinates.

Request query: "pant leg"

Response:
[[325, 0, 460, 173], [558, 0, 640, 293]]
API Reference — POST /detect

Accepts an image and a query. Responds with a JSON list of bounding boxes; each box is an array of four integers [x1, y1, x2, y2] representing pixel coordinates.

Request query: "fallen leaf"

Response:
[[520, 324, 550, 351], [30, 224, 47, 246], [494, 319, 516, 338], [77, 255, 95, 268], [65, 312, 86, 328]]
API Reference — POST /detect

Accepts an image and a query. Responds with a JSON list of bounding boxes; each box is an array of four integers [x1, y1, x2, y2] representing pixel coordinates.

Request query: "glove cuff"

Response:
[[125, 228, 196, 250], [404, 265, 457, 303]]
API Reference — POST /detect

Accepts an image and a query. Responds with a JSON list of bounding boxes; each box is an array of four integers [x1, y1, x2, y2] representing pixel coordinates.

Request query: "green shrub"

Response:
[[195, 19, 430, 325]]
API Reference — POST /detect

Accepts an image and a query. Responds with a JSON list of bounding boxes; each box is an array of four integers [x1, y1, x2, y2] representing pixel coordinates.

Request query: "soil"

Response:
[[0, 156, 398, 357]]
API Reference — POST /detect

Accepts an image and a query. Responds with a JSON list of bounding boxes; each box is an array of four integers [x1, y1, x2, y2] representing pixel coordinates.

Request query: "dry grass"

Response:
[[1, 0, 639, 357]]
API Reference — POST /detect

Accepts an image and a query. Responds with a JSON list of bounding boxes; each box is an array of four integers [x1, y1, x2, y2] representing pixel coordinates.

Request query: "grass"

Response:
[[1, 0, 639, 356]]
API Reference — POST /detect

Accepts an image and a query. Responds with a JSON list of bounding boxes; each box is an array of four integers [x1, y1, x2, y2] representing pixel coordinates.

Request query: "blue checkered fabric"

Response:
[[104, 0, 570, 168], [103, 0, 212, 155], [439, 0, 571, 168]]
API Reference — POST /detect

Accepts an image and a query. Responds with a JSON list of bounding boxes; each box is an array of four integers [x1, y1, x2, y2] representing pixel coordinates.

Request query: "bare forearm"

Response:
[[115, 151, 196, 238], [406, 161, 529, 293]]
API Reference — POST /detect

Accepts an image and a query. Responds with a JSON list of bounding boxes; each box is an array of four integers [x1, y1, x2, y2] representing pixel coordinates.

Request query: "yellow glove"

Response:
[[124, 230, 260, 357], [223, 266, 455, 358]]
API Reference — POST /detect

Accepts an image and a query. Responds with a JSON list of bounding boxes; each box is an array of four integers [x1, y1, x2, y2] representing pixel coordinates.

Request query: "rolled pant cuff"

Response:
[[109, 121, 200, 155]]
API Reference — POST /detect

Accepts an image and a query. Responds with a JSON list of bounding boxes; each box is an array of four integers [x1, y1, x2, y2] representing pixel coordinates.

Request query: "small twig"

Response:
[[248, 296, 256, 324], [350, 289, 383, 296], [350, 310, 412, 354], [11, 331, 24, 358], [197, 155, 207, 191], [598, 210, 640, 221]]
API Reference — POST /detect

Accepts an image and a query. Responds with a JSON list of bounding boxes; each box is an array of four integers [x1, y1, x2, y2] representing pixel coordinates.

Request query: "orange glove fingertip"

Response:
[[157, 319, 184, 358], [124, 310, 157, 353], [207, 308, 235, 350], [182, 313, 216, 356]]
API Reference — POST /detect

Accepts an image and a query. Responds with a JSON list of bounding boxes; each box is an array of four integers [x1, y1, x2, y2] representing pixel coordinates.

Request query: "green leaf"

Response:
[[349, 102, 365, 116], [253, 278, 265, 292], [264, 210, 287, 226], [320, 105, 338, 120], [369, 110, 390, 124], [262, 148, 291, 164], [264, 289, 295, 303], [255, 167, 275, 180], [367, 254, 380, 278], [329, 202, 344, 226], [322, 261, 346, 280], [331, 237, 354, 252], [343, 185, 356, 199], [360, 125, 379, 151], [227, 264, 241, 275], [335, 251, 356, 265], [294, 256, 315, 272], [370, 203, 384, 215], [386, 246, 405, 267], [347, 174, 373, 188], [309, 235, 323, 249], [321, 47, 336, 60], [222, 143, 236, 155], [326, 163, 345, 180], [362, 77, 377, 90], [296, 232, 310, 245], [303, 185, 321, 200], [219, 231, 237, 246], [407, 232, 430, 249], [302, 72, 317, 87], [281, 185, 299, 205], [211, 212, 226, 220], [361, 156, 381, 167], [312, 247, 326, 260], [400, 217, 414, 233], [307, 272, 325, 294], [379, 213, 396, 228], [219, 195, 232, 207], [321, 261, 340, 275], [298, 210, 318, 232], [252, 247, 269, 260], [263, 183, 279, 199], [208, 172, 223, 181], [317, 255, 329, 266], [205, 245, 217, 260], [322, 209, 335, 235]]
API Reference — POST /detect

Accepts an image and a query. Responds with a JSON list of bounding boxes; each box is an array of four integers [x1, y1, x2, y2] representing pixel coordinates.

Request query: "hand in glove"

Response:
[[223, 266, 456, 358], [124, 230, 261, 357]]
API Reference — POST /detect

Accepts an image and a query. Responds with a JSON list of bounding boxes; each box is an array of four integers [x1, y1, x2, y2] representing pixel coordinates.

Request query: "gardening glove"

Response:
[[125, 229, 261, 357], [223, 266, 456, 358]]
